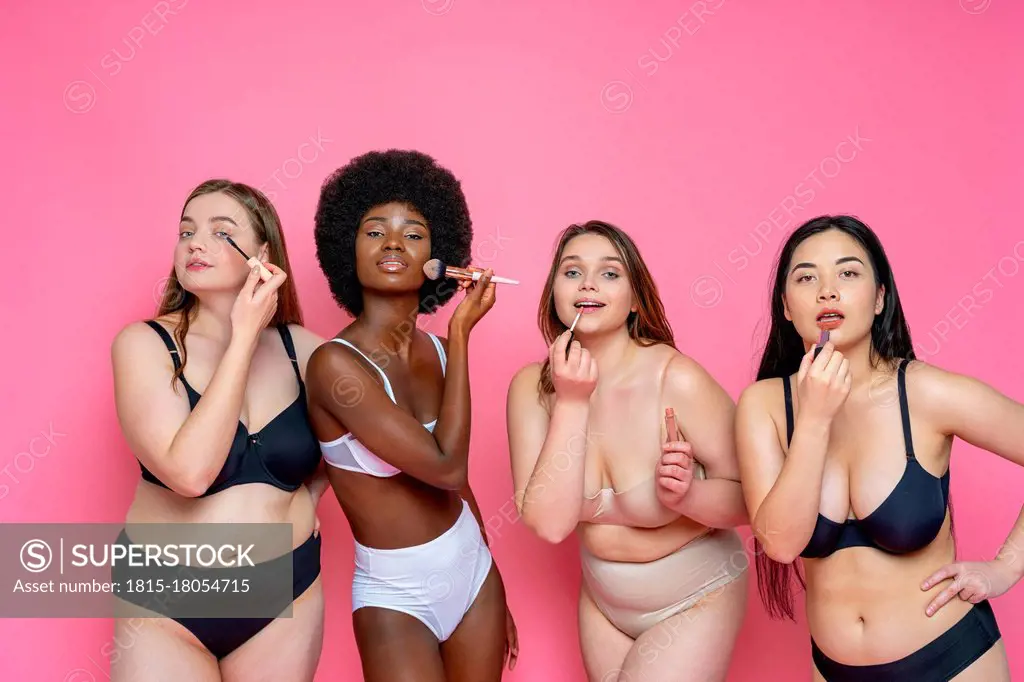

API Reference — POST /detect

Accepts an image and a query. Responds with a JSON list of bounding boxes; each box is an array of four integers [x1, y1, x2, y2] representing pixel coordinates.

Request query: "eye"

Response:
[[563, 268, 581, 278], [602, 271, 620, 280], [215, 231, 230, 239], [796, 273, 813, 283], [366, 229, 383, 238], [405, 233, 423, 240], [840, 270, 859, 278], [179, 230, 193, 239]]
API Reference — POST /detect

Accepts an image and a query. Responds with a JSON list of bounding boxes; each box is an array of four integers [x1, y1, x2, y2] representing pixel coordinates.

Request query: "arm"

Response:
[[919, 363, 1024, 581], [507, 363, 591, 544], [735, 380, 831, 563], [305, 335, 471, 491], [433, 334, 490, 547], [661, 355, 748, 528], [460, 483, 490, 546], [305, 459, 330, 505], [289, 323, 330, 506], [111, 320, 257, 498]]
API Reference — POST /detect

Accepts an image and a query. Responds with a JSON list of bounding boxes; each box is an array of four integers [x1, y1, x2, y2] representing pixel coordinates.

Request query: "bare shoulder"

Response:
[[663, 350, 708, 389], [507, 361, 550, 411], [659, 349, 729, 400], [508, 361, 543, 396], [900, 358, 973, 411], [111, 319, 170, 363], [285, 323, 327, 367], [737, 376, 784, 414]]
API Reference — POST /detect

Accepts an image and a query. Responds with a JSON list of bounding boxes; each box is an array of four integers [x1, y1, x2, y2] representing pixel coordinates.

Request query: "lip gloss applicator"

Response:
[[565, 308, 583, 361]]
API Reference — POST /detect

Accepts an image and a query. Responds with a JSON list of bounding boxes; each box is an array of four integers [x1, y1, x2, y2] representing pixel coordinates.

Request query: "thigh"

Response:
[[440, 565, 507, 682], [620, 571, 747, 682], [221, 576, 326, 682], [354, 606, 447, 682], [578, 585, 635, 682], [950, 638, 1009, 682], [110, 615, 220, 682]]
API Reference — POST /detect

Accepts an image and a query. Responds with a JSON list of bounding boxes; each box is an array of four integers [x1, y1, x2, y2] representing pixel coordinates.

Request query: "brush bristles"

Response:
[[422, 258, 446, 281]]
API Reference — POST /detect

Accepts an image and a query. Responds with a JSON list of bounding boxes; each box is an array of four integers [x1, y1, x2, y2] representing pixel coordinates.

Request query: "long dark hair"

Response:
[[753, 214, 946, 620], [157, 179, 303, 388], [537, 221, 675, 394]]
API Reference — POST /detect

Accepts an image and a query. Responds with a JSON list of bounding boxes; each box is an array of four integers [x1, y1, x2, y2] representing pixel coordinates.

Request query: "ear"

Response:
[[782, 293, 792, 322], [874, 285, 885, 315], [258, 242, 270, 262]]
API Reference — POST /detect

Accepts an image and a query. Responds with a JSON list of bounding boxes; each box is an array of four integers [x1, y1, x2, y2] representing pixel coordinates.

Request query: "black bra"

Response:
[[784, 358, 950, 559], [140, 320, 322, 497]]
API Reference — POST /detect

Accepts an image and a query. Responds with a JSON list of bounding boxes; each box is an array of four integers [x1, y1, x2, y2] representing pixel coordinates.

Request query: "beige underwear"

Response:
[[580, 528, 747, 639]]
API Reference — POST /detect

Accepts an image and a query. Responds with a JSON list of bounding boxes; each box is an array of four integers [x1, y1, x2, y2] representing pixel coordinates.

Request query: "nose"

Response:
[[188, 233, 208, 252], [382, 230, 404, 251], [816, 281, 839, 302], [577, 271, 598, 292]]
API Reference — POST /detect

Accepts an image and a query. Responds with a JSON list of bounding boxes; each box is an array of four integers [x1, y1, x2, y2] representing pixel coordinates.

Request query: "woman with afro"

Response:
[[306, 149, 518, 681]]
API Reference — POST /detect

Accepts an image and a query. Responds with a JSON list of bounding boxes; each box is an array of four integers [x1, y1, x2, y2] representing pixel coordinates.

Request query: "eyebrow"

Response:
[[790, 256, 865, 273], [559, 255, 625, 266], [361, 216, 428, 228], [179, 216, 239, 227]]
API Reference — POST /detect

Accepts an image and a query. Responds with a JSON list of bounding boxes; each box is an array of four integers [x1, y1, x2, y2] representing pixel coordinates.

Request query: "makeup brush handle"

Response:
[[468, 271, 519, 285], [247, 257, 274, 282]]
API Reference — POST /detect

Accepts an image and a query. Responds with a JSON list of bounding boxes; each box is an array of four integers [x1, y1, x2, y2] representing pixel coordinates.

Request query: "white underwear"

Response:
[[352, 499, 493, 642]]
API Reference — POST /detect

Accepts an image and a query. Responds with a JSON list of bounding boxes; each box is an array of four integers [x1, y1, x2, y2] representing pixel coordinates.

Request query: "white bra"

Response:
[[320, 333, 447, 477]]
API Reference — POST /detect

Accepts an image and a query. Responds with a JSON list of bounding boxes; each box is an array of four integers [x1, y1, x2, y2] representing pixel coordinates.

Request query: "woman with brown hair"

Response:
[[110, 179, 328, 681], [506, 220, 749, 682]]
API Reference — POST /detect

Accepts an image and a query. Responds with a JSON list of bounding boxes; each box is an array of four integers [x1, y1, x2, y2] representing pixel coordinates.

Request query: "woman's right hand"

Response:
[[449, 269, 496, 339], [230, 262, 287, 343], [550, 330, 598, 403], [796, 341, 851, 421]]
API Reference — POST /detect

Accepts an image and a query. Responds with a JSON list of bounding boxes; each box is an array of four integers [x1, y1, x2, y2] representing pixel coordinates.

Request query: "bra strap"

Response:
[[329, 338, 397, 403], [782, 375, 794, 447], [427, 332, 447, 376], [144, 320, 181, 370], [276, 324, 303, 384], [897, 358, 916, 458]]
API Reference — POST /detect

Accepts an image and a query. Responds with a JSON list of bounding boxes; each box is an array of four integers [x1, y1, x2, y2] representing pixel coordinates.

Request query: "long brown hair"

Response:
[[538, 221, 675, 394], [155, 179, 304, 386]]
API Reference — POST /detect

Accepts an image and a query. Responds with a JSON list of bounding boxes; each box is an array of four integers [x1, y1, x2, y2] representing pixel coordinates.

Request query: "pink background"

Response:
[[3, 0, 1023, 679]]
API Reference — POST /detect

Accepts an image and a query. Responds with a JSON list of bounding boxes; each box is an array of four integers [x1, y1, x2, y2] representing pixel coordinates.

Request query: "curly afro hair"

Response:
[[314, 149, 473, 317]]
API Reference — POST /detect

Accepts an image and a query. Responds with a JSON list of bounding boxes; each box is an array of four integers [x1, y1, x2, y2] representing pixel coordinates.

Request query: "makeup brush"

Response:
[[813, 330, 830, 360], [223, 235, 273, 282], [564, 308, 583, 361], [422, 258, 519, 286]]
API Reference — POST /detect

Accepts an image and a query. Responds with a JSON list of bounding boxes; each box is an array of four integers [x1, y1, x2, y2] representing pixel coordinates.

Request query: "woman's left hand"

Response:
[[922, 559, 1019, 616], [504, 606, 519, 670], [656, 440, 695, 512]]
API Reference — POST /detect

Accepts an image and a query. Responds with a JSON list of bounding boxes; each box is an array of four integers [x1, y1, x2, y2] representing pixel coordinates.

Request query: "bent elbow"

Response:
[[522, 509, 573, 545], [168, 475, 207, 499], [435, 463, 468, 492], [172, 464, 217, 499], [765, 546, 799, 565], [757, 536, 801, 564]]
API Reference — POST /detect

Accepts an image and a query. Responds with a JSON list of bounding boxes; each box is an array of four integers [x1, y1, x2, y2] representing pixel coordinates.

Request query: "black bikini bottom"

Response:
[[111, 530, 321, 660], [812, 600, 1000, 682]]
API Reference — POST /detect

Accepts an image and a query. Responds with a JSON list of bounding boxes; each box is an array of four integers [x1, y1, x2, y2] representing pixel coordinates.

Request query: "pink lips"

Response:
[[378, 256, 407, 272]]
